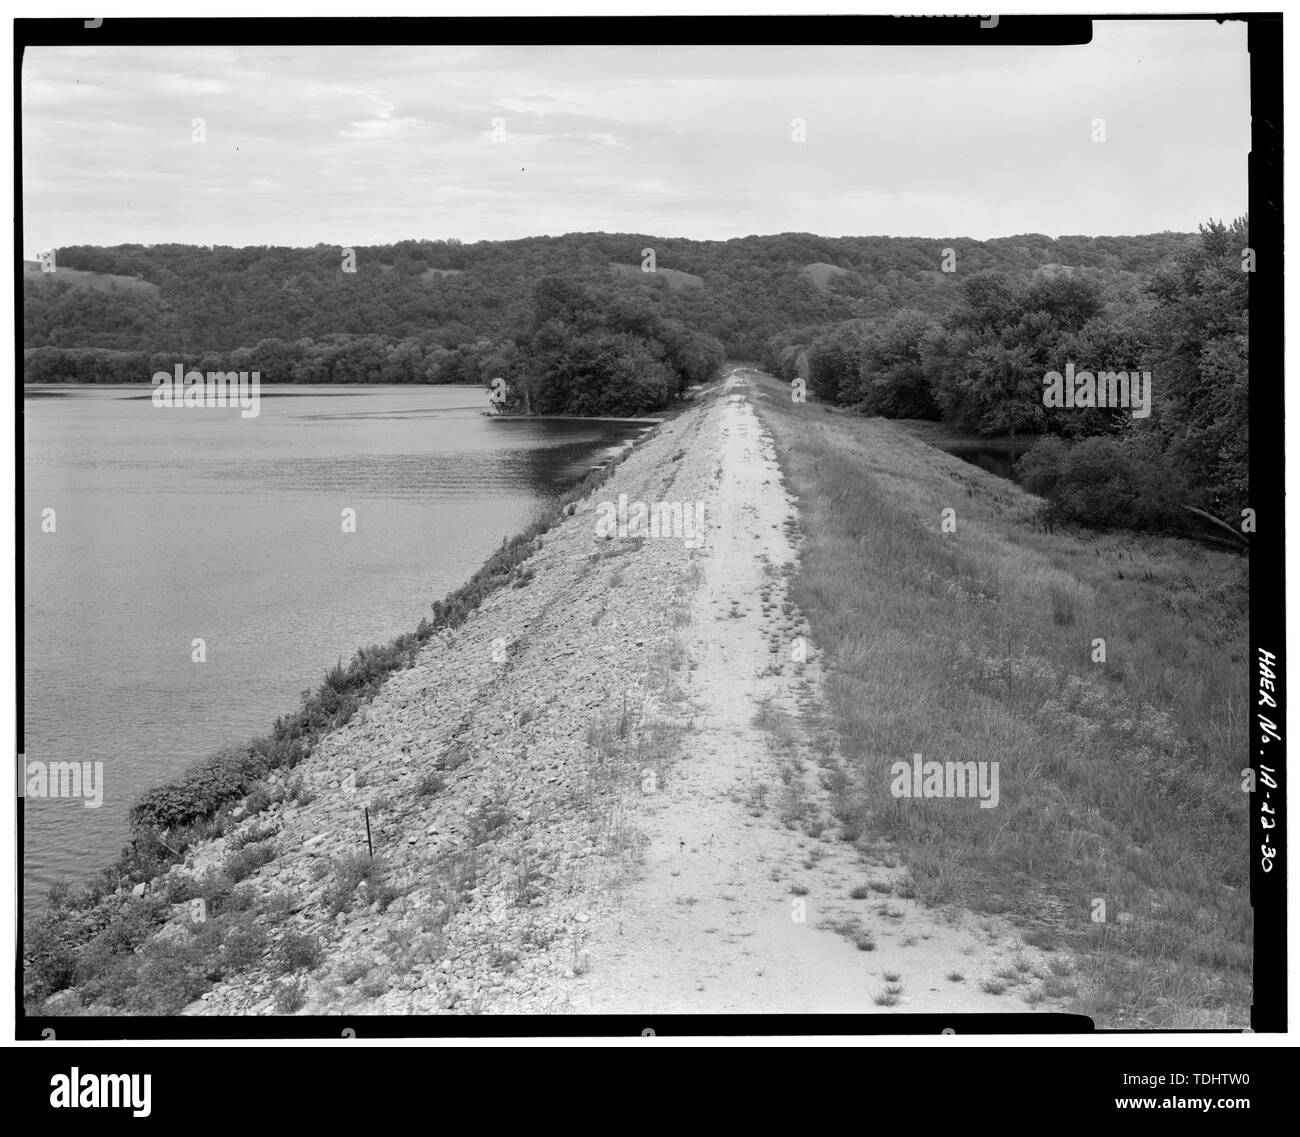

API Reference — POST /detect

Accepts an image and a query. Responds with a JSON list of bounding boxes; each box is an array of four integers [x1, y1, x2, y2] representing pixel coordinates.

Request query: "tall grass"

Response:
[[747, 370, 1250, 1028]]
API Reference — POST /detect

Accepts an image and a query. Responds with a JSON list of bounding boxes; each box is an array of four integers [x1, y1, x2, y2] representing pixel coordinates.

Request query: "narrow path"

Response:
[[567, 372, 1060, 1014]]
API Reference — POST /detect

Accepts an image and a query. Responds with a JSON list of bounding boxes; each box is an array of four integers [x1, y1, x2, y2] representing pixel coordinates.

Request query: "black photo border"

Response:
[[12, 10, 1283, 1042]]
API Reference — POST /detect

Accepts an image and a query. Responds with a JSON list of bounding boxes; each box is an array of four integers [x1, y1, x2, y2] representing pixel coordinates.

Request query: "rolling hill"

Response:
[[23, 230, 1194, 366]]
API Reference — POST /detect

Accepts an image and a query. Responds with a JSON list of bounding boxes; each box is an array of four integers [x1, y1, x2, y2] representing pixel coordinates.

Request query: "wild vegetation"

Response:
[[748, 369, 1250, 1028], [488, 275, 725, 416], [765, 219, 1248, 536], [27, 231, 1188, 357], [25, 229, 1187, 397]]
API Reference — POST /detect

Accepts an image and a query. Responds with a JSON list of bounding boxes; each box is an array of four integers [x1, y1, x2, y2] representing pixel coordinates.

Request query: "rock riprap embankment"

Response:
[[171, 387, 719, 1015]]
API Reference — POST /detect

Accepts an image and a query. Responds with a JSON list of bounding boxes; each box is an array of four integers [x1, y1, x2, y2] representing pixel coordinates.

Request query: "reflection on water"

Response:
[[939, 443, 1032, 484], [23, 385, 646, 905]]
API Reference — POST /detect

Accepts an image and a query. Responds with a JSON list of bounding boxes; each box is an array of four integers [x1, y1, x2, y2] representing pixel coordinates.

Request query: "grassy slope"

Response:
[[747, 369, 1250, 1029], [606, 262, 704, 290], [23, 261, 161, 295], [800, 262, 851, 289]]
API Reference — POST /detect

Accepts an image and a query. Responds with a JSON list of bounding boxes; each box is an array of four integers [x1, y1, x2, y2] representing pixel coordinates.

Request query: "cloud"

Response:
[[21, 27, 1249, 252], [340, 115, 433, 140]]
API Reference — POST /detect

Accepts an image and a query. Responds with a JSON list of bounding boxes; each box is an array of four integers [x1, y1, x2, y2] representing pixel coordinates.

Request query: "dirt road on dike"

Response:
[[561, 368, 1067, 1015], [169, 365, 1070, 1020]]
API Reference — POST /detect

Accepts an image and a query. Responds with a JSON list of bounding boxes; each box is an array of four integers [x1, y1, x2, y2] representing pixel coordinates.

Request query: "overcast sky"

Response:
[[21, 20, 1250, 255]]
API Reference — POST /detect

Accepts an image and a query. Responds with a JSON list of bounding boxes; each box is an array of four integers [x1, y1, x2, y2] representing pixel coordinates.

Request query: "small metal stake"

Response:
[[364, 806, 373, 858]]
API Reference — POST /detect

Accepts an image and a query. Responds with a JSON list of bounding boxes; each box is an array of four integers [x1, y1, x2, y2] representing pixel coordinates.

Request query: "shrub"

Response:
[[277, 931, 323, 974], [46, 880, 71, 907], [222, 922, 268, 971], [274, 978, 308, 1013], [195, 868, 235, 917], [340, 960, 369, 985], [113, 936, 221, 1015], [24, 912, 82, 1005], [230, 821, 279, 851], [243, 786, 271, 815], [286, 773, 314, 806], [224, 840, 277, 883], [1018, 435, 1187, 533], [69, 895, 167, 988], [128, 746, 270, 834], [327, 852, 383, 916], [158, 873, 200, 905]]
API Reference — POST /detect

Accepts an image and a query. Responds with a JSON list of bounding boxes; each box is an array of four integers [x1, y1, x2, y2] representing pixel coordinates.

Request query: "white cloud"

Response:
[[21, 27, 1249, 252], [340, 115, 431, 140]]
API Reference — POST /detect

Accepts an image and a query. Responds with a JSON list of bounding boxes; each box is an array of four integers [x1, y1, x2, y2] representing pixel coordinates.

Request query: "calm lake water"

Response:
[[23, 385, 648, 908]]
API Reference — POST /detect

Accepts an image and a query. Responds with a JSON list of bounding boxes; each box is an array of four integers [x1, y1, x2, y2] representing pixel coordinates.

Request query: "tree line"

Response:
[[763, 219, 1248, 536], [25, 336, 503, 387], [26, 229, 1190, 363]]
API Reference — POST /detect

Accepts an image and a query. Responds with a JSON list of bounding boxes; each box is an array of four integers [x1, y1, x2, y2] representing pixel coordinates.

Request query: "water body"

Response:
[[937, 441, 1032, 484], [23, 385, 648, 907]]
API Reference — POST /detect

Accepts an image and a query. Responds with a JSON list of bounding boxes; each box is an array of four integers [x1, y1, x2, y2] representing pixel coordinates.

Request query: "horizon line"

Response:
[[24, 224, 1228, 261]]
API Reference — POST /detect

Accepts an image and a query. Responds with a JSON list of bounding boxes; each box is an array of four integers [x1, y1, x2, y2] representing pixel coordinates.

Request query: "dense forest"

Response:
[[25, 229, 1190, 373], [24, 224, 1247, 534]]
